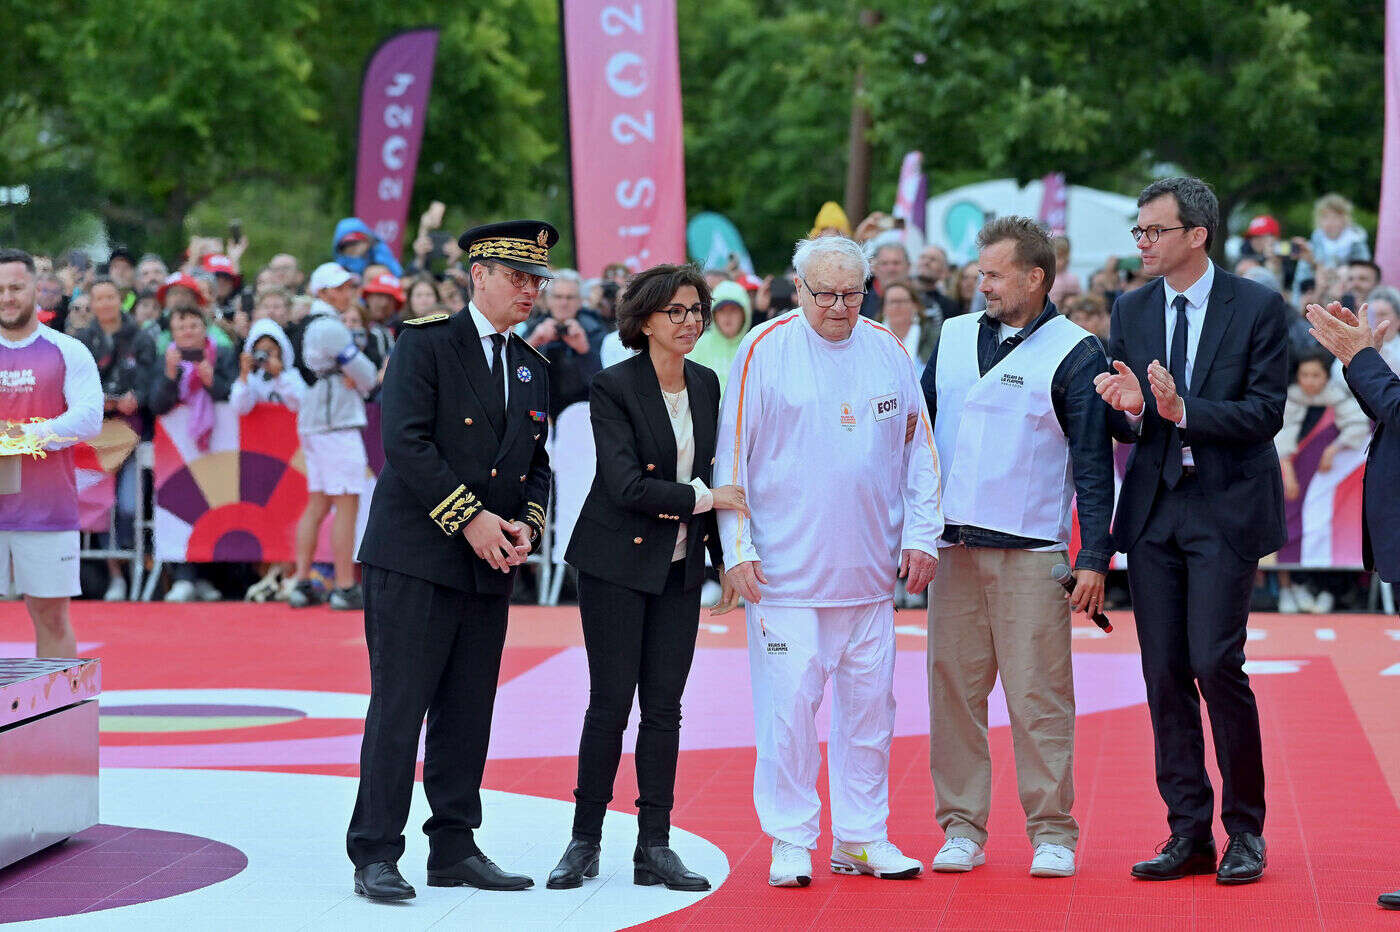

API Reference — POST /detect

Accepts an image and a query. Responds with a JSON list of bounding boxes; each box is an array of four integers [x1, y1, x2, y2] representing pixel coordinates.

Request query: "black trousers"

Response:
[[572, 561, 701, 846], [346, 564, 510, 869], [1126, 475, 1266, 839]]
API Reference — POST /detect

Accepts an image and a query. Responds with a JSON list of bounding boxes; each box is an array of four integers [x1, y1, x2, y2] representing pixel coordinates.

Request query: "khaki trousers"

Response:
[[927, 545, 1078, 849]]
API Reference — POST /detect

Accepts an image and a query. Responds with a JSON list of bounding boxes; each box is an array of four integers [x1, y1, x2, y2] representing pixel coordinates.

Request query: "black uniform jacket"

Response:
[[357, 310, 552, 594], [565, 353, 725, 595]]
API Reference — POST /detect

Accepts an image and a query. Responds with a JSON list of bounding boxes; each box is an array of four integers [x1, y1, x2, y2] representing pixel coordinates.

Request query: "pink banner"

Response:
[[1039, 172, 1067, 236], [893, 151, 926, 236], [563, 1, 687, 277], [353, 29, 440, 259], [1377, 0, 1400, 283]]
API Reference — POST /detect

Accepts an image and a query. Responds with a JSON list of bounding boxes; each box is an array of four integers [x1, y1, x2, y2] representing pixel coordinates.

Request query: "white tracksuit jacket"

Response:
[[716, 310, 944, 602]]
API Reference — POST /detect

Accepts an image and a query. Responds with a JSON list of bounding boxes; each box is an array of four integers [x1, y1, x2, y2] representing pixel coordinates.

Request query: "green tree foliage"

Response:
[[1, 0, 1384, 271]]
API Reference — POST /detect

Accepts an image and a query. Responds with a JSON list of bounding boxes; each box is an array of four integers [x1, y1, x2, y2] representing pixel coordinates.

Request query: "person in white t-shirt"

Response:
[[714, 235, 943, 887]]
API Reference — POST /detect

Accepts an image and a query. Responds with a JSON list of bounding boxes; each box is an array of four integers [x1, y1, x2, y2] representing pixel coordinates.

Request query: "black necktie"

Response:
[[1163, 294, 1189, 488], [488, 333, 507, 438]]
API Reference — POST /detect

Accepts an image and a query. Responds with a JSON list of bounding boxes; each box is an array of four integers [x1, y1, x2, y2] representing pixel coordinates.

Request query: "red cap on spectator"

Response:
[[339, 231, 371, 245], [737, 272, 764, 292], [362, 273, 406, 307], [1245, 215, 1281, 238], [200, 253, 241, 281], [157, 272, 208, 307]]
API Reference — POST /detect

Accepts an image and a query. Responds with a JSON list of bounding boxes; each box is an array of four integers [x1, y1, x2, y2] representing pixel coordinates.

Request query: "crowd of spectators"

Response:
[[16, 190, 1395, 609]]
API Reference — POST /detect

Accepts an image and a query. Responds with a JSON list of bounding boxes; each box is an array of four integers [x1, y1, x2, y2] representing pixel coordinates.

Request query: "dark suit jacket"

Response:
[[565, 353, 725, 595], [1108, 266, 1288, 560], [1343, 346, 1400, 583], [357, 311, 552, 595]]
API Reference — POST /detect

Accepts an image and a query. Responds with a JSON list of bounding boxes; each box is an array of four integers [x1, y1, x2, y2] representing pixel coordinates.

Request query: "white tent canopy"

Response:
[[922, 178, 1141, 288]]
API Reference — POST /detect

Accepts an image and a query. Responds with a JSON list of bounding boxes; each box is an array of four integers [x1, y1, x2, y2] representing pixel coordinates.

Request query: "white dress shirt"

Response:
[[660, 386, 714, 561], [1127, 262, 1214, 467], [468, 301, 510, 405]]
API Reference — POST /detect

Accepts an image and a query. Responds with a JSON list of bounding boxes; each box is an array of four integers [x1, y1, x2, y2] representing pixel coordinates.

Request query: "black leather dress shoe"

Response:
[[547, 838, 601, 890], [634, 844, 710, 891], [354, 861, 416, 900], [427, 853, 534, 890], [1379, 889, 1400, 910], [1216, 833, 1266, 885], [1130, 835, 1217, 880]]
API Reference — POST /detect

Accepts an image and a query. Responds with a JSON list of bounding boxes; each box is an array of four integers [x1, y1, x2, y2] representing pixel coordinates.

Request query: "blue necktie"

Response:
[[1163, 294, 1189, 488]]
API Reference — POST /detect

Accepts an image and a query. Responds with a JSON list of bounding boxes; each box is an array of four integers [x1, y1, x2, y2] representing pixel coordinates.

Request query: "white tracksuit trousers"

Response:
[[746, 599, 897, 850]]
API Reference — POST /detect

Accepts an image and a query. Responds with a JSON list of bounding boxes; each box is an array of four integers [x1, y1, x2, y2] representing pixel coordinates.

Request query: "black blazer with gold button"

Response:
[[357, 310, 552, 595], [565, 352, 725, 595]]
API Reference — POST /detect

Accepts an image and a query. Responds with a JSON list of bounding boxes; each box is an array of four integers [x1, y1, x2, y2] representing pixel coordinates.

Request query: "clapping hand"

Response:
[[1306, 301, 1389, 366], [1093, 360, 1145, 414], [1146, 359, 1184, 423]]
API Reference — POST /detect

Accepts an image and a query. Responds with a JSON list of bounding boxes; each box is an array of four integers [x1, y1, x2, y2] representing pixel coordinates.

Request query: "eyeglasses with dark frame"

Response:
[[660, 302, 712, 325], [1129, 225, 1191, 245], [486, 262, 549, 292], [799, 276, 866, 308]]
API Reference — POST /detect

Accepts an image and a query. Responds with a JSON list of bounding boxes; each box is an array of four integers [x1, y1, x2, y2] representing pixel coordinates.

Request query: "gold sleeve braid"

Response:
[[523, 501, 546, 540], [430, 484, 483, 536]]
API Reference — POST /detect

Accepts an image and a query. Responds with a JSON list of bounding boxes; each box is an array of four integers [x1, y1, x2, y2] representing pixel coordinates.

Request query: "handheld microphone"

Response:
[[1051, 563, 1112, 633]]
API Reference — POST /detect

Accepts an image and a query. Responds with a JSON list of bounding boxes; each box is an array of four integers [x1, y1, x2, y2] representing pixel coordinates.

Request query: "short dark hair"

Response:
[[0, 248, 35, 274], [976, 216, 1056, 293], [615, 264, 710, 351], [1137, 176, 1219, 250], [1294, 349, 1331, 373], [169, 305, 206, 325], [87, 275, 120, 297], [1348, 258, 1383, 280]]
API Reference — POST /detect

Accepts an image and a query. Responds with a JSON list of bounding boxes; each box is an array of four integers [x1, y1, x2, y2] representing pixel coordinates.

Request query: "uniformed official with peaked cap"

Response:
[[347, 220, 558, 899]]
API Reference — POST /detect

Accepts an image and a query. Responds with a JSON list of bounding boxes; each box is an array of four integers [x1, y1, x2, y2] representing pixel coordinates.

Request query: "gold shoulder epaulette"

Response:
[[511, 332, 550, 365], [404, 313, 449, 327]]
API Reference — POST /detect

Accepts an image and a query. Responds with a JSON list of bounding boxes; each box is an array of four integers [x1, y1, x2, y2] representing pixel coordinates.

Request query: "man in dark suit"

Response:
[[346, 221, 556, 899], [1302, 299, 1400, 912], [1094, 177, 1287, 886]]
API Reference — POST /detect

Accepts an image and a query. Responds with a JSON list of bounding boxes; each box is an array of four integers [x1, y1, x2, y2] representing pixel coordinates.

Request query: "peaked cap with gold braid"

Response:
[[458, 220, 560, 279]]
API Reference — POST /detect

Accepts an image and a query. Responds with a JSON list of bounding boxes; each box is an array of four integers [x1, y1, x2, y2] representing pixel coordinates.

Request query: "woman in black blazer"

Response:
[[549, 264, 747, 892]]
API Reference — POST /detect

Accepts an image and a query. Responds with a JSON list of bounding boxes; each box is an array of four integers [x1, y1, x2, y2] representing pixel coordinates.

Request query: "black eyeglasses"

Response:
[[1130, 225, 1190, 244], [661, 302, 712, 325], [487, 262, 548, 292], [799, 277, 866, 308]]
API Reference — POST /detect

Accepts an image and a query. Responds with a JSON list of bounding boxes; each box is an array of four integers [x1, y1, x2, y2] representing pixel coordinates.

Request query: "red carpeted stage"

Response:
[[0, 600, 1397, 929]]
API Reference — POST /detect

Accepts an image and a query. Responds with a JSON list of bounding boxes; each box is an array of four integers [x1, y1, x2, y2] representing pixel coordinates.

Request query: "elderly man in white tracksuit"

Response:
[[714, 235, 943, 887]]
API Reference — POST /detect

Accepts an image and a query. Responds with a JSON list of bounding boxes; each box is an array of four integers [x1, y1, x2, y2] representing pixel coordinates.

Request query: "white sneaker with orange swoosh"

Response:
[[830, 840, 922, 879]]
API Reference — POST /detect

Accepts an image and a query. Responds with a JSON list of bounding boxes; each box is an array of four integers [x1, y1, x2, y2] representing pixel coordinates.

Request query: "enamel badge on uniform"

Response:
[[516, 365, 532, 383], [530, 409, 547, 422]]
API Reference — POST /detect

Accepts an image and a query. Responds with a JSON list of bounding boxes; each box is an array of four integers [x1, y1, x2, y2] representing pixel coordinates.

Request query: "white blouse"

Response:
[[661, 387, 713, 561]]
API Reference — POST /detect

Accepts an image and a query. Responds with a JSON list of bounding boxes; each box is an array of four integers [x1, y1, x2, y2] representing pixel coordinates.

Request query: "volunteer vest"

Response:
[[933, 313, 1089, 546]]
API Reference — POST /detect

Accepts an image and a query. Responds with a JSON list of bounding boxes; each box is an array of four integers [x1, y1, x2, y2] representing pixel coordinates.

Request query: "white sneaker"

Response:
[[165, 580, 197, 602], [831, 839, 922, 879], [1293, 585, 1317, 613], [195, 579, 222, 602], [769, 839, 812, 887], [103, 576, 127, 602], [1312, 590, 1335, 614], [931, 837, 985, 872], [1277, 585, 1298, 614], [1029, 842, 1075, 877]]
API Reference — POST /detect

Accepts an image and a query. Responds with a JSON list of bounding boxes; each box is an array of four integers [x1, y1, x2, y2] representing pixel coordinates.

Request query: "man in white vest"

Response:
[[920, 216, 1116, 879]]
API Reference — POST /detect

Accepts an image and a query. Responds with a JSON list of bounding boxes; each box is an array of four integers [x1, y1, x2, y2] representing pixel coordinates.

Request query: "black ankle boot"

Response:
[[633, 843, 710, 891], [547, 837, 600, 889]]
